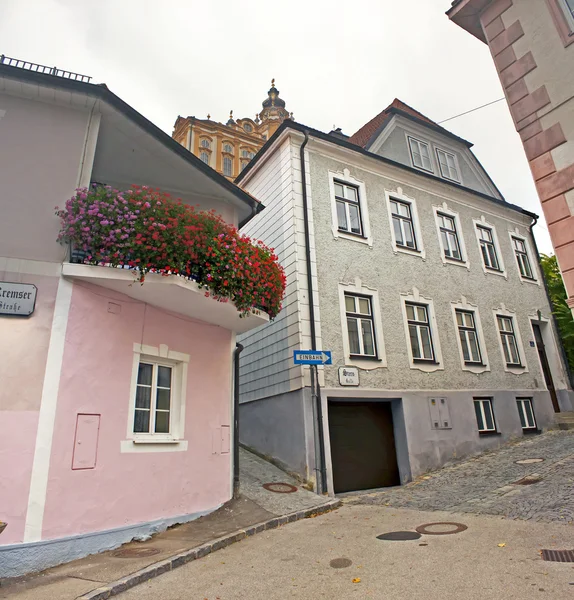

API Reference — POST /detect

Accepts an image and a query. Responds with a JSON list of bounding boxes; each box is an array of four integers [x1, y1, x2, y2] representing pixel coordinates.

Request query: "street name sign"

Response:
[[293, 350, 332, 365], [0, 282, 37, 316]]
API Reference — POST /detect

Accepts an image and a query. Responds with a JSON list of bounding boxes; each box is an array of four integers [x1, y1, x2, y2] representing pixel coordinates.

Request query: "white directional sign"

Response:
[[0, 282, 37, 316]]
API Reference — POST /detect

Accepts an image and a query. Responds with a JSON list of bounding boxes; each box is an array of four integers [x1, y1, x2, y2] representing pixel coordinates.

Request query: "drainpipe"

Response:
[[233, 342, 244, 498], [529, 215, 574, 391], [299, 131, 328, 495]]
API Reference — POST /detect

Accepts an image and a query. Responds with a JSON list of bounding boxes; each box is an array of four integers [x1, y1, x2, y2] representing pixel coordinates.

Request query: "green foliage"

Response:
[[540, 254, 574, 370]]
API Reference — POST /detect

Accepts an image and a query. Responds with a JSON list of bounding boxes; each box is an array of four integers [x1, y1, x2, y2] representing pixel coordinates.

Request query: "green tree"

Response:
[[540, 254, 574, 371]]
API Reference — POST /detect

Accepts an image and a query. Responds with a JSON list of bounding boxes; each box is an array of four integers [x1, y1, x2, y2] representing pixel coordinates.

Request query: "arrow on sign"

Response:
[[293, 350, 333, 365]]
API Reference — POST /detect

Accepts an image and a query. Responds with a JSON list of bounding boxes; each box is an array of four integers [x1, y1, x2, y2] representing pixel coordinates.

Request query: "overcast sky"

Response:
[[1, 0, 553, 253]]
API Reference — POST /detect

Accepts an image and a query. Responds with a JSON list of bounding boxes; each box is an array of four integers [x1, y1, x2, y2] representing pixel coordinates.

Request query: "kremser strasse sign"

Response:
[[0, 282, 37, 316]]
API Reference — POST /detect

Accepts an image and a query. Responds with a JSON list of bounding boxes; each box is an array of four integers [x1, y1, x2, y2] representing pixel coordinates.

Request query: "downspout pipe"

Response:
[[300, 131, 328, 494], [233, 342, 244, 498], [529, 215, 574, 391]]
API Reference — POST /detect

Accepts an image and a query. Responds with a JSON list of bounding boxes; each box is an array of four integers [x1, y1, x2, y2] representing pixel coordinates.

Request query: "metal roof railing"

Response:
[[0, 54, 92, 83]]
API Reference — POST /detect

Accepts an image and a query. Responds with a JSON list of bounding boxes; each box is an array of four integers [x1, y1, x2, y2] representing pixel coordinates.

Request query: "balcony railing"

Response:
[[0, 54, 92, 83]]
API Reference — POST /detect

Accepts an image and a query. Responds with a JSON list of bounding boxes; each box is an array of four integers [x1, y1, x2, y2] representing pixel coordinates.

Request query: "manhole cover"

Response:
[[415, 522, 468, 535], [512, 476, 542, 485], [542, 549, 574, 563], [262, 482, 298, 494], [112, 547, 161, 558], [330, 557, 353, 568], [515, 458, 544, 465], [377, 531, 421, 541]]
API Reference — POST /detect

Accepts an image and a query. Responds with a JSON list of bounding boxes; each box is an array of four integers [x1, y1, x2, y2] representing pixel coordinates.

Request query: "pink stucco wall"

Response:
[[0, 272, 58, 544], [41, 282, 233, 540]]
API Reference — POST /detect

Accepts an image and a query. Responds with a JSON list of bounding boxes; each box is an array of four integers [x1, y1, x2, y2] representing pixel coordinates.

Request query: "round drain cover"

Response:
[[262, 482, 298, 493], [377, 531, 421, 541], [330, 557, 353, 568], [415, 522, 468, 536], [515, 458, 544, 465], [112, 547, 161, 558]]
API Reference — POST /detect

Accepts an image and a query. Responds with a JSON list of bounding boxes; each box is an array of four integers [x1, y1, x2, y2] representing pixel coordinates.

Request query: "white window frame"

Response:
[[516, 397, 537, 431], [473, 397, 497, 433], [329, 169, 372, 247], [473, 217, 506, 278], [400, 290, 443, 372], [121, 343, 189, 453], [558, 0, 574, 30], [200, 138, 211, 149], [508, 230, 539, 285], [385, 189, 425, 259], [432, 204, 469, 268], [492, 307, 528, 374], [407, 136, 434, 173], [223, 156, 233, 177], [344, 293, 377, 358], [200, 151, 210, 166], [451, 300, 489, 373], [223, 142, 234, 154], [435, 148, 461, 183], [338, 280, 386, 369]]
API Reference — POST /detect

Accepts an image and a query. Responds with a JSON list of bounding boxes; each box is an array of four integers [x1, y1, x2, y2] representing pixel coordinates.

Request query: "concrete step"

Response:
[[555, 412, 574, 429]]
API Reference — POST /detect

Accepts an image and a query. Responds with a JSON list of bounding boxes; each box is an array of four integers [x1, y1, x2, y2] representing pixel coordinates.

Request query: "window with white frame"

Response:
[[335, 181, 363, 236], [474, 398, 496, 433], [223, 143, 234, 154], [436, 149, 460, 182], [511, 237, 535, 280], [517, 398, 537, 430], [456, 310, 483, 364], [200, 139, 211, 149], [408, 137, 433, 172], [242, 149, 255, 159], [406, 302, 435, 361], [437, 212, 462, 260], [558, 0, 574, 29], [223, 157, 233, 177], [200, 151, 210, 165], [241, 161, 248, 172], [133, 361, 173, 435], [497, 315, 522, 366], [391, 199, 417, 250], [344, 293, 377, 357], [477, 225, 501, 271]]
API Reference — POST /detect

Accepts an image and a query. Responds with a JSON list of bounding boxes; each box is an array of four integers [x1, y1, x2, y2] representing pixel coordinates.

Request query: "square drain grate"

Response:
[[541, 549, 574, 563]]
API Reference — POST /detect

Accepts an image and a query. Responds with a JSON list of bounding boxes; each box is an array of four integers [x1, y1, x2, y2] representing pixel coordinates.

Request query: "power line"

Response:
[[438, 97, 506, 124]]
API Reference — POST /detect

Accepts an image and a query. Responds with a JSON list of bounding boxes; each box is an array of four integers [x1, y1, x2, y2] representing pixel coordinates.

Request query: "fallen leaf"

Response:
[[352, 578, 361, 583], [498, 543, 506, 548]]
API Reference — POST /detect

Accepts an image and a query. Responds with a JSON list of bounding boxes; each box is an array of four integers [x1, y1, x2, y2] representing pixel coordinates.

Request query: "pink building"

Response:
[[0, 59, 272, 577], [447, 0, 574, 315]]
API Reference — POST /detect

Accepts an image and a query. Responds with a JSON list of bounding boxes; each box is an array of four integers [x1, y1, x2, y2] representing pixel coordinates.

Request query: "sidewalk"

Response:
[[0, 449, 338, 600]]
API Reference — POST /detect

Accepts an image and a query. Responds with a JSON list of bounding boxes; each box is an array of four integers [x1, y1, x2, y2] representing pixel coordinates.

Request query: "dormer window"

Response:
[[408, 137, 433, 172], [436, 149, 460, 182]]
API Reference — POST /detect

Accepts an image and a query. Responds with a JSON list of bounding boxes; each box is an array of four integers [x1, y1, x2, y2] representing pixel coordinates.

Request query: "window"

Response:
[[391, 199, 417, 250], [345, 294, 376, 357], [242, 150, 255, 159], [200, 139, 211, 149], [512, 237, 535, 280], [223, 143, 234, 154], [134, 361, 172, 435], [474, 398, 496, 433], [436, 149, 459, 182], [517, 398, 537, 430], [497, 316, 522, 366], [477, 225, 500, 271], [200, 151, 210, 165], [241, 161, 248, 172], [558, 0, 574, 29], [335, 181, 363, 236], [408, 137, 433, 171], [223, 157, 233, 177], [244, 123, 253, 132], [437, 213, 462, 260], [456, 310, 482, 364], [406, 302, 435, 361]]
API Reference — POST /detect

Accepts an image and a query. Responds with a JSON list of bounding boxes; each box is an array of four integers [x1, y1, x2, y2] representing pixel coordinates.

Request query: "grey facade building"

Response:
[[235, 99, 574, 495]]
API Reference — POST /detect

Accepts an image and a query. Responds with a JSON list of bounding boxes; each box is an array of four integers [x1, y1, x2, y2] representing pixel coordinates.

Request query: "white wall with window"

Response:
[[385, 188, 425, 258], [121, 343, 189, 452], [450, 299, 489, 373], [432, 204, 469, 268], [473, 397, 497, 433], [338, 280, 386, 369], [473, 217, 506, 278], [400, 290, 443, 372], [493, 306, 528, 374], [328, 169, 372, 246], [508, 230, 538, 284]]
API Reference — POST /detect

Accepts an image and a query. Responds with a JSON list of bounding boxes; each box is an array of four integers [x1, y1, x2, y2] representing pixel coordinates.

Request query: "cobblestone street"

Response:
[[354, 430, 574, 523]]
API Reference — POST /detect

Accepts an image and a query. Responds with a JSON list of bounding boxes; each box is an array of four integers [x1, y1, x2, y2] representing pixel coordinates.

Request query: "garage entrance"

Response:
[[328, 401, 400, 493]]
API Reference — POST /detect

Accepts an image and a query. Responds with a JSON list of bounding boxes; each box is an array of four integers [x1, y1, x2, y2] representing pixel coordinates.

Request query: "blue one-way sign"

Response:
[[293, 350, 332, 365]]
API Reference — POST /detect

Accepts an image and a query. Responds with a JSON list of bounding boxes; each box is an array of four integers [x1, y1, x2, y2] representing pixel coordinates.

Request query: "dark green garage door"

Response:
[[328, 401, 400, 493]]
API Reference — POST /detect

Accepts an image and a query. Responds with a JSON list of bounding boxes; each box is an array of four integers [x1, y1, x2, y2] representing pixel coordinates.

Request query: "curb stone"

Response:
[[78, 499, 341, 600]]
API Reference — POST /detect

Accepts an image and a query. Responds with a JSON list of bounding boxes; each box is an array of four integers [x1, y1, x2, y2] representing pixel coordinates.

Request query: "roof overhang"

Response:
[[446, 0, 491, 42]]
